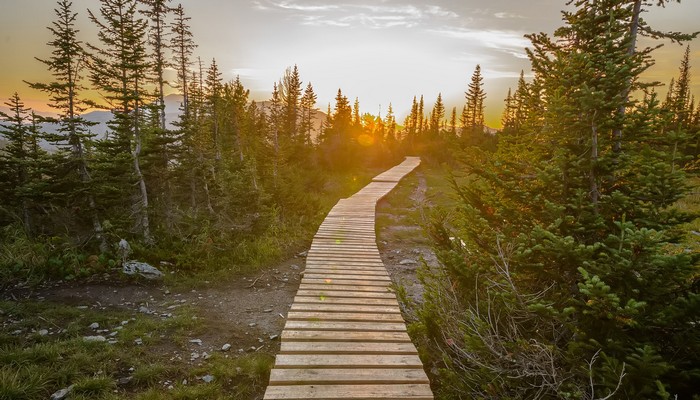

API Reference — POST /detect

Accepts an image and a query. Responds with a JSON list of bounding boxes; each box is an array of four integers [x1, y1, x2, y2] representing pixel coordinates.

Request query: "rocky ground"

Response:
[[1, 169, 435, 400]]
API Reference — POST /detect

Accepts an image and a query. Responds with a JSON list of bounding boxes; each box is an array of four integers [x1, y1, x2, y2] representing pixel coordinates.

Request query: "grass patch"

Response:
[[0, 298, 275, 400]]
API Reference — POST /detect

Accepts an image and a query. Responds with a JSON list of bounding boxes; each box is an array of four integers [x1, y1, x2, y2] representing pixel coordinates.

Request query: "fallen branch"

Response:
[[247, 272, 267, 288]]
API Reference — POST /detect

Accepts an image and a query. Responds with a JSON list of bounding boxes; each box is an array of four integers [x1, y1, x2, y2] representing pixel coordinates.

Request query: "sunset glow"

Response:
[[1, 0, 698, 127]]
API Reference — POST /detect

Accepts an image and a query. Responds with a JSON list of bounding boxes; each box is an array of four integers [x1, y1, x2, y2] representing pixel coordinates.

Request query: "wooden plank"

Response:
[[287, 311, 405, 322], [305, 257, 385, 264], [290, 303, 400, 314], [303, 269, 389, 277], [298, 284, 394, 293], [264, 384, 433, 399], [282, 330, 412, 343], [268, 368, 428, 385], [284, 320, 407, 332], [304, 260, 385, 266], [301, 278, 390, 287], [295, 290, 396, 299], [303, 273, 391, 281], [273, 354, 424, 368], [293, 296, 397, 306], [280, 341, 417, 355]]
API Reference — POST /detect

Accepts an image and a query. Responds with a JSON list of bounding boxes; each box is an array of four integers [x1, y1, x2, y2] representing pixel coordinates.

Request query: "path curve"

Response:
[[263, 157, 433, 400]]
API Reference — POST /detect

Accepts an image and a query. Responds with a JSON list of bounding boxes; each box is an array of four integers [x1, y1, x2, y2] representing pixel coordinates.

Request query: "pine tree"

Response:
[[170, 3, 196, 119], [385, 103, 397, 143], [268, 82, 282, 186], [204, 58, 223, 163], [421, 1, 700, 397], [663, 46, 694, 169], [299, 82, 317, 146], [88, 0, 154, 244], [280, 65, 302, 140], [0, 95, 50, 236], [25, 0, 107, 250], [462, 64, 486, 138], [430, 93, 445, 136], [141, 0, 170, 132], [449, 106, 457, 137]]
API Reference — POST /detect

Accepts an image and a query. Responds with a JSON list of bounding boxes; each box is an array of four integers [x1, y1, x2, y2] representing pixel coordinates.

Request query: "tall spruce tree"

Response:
[[299, 82, 318, 146], [88, 0, 154, 244], [461, 64, 486, 139], [420, 1, 700, 397], [0, 94, 37, 234], [25, 0, 107, 251]]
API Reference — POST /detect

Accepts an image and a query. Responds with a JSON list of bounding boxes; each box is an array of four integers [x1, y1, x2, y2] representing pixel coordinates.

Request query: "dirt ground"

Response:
[[3, 169, 433, 399]]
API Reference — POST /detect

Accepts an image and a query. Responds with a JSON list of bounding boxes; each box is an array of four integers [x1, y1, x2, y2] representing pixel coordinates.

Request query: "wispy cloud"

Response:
[[253, 1, 459, 29], [494, 12, 524, 19], [429, 27, 530, 55]]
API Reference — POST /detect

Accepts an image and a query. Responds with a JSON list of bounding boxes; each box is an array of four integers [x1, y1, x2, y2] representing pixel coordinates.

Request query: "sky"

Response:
[[1, 0, 699, 127]]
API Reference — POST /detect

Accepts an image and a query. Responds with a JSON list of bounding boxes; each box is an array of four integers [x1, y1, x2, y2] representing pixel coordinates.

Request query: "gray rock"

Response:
[[38, 329, 49, 336], [134, 338, 143, 345], [83, 335, 106, 342], [117, 376, 133, 386], [221, 343, 232, 351], [123, 261, 163, 280], [201, 374, 214, 383], [399, 259, 418, 265], [89, 322, 100, 330], [117, 239, 132, 263], [50, 385, 74, 400], [269, 334, 279, 340], [189, 339, 202, 345]]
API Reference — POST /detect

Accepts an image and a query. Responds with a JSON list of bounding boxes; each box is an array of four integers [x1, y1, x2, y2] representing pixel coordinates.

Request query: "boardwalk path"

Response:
[[263, 157, 433, 400]]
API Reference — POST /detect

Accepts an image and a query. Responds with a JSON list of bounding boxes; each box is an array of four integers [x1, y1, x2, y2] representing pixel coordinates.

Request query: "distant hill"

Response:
[[0, 95, 330, 151]]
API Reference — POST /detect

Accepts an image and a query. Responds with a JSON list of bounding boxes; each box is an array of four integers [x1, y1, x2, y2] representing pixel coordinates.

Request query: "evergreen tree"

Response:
[[25, 0, 107, 250], [204, 58, 223, 162], [170, 3, 196, 118], [449, 106, 457, 137], [0, 94, 37, 234], [462, 64, 486, 138], [430, 93, 445, 136], [420, 1, 700, 397], [141, 0, 170, 132], [268, 82, 283, 186], [385, 103, 397, 144], [280, 65, 302, 140], [299, 82, 317, 146], [88, 0, 154, 244]]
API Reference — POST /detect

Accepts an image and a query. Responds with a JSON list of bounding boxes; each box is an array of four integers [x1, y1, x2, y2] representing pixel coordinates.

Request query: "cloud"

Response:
[[494, 12, 524, 19], [254, 1, 459, 29], [429, 27, 530, 53]]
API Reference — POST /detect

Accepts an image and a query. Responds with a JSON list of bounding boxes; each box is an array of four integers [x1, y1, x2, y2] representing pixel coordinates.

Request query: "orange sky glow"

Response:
[[1, 0, 698, 128]]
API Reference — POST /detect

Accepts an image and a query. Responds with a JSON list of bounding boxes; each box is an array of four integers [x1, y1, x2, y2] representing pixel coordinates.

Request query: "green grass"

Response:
[[0, 300, 273, 400], [672, 176, 700, 255]]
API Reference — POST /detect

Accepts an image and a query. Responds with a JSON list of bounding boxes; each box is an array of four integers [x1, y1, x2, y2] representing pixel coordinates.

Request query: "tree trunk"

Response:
[[591, 117, 600, 214], [133, 96, 153, 245], [612, 0, 642, 154]]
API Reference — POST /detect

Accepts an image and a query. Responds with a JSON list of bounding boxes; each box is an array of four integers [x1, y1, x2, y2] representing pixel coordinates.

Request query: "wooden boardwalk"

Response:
[[263, 157, 433, 400]]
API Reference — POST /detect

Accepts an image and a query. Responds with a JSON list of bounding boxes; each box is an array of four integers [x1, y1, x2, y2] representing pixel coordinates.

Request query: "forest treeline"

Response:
[[1, 0, 700, 398], [0, 0, 413, 280]]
